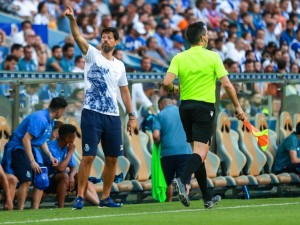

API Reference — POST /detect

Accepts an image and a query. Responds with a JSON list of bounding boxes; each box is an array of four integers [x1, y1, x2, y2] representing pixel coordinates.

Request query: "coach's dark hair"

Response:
[[185, 21, 207, 45], [49, 97, 68, 111], [101, 27, 119, 41], [58, 124, 77, 139]]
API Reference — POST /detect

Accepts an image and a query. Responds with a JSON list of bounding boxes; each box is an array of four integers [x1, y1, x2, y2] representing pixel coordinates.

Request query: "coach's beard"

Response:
[[102, 44, 114, 53]]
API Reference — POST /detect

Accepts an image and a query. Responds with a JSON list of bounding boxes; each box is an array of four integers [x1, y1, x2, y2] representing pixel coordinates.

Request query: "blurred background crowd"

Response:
[[0, 0, 300, 126]]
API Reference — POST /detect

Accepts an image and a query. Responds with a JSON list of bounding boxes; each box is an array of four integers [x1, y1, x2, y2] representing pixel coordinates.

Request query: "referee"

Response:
[[163, 21, 245, 209]]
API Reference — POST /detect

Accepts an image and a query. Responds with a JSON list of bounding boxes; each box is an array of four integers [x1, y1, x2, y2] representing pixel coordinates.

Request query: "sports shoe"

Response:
[[172, 178, 190, 207], [204, 195, 221, 209], [72, 196, 84, 210], [99, 196, 123, 208]]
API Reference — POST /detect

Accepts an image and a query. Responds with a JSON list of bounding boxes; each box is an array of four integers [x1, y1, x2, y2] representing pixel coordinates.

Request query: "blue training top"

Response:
[[153, 105, 192, 157], [43, 139, 76, 175], [273, 133, 300, 173], [1, 109, 53, 174]]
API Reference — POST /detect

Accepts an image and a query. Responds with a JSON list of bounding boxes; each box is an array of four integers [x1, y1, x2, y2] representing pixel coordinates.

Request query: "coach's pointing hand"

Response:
[[64, 4, 74, 19]]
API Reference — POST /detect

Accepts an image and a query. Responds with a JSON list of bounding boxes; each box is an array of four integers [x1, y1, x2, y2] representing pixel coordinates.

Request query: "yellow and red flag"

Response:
[[243, 121, 269, 151]]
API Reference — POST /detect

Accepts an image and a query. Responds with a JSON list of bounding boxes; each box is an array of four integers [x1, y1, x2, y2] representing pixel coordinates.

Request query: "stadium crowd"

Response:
[[0, 0, 300, 210], [0, 0, 300, 121]]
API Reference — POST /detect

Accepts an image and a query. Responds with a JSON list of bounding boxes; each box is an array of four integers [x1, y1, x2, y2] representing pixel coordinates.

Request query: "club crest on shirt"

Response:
[[84, 144, 90, 152], [210, 111, 214, 117], [120, 145, 123, 151], [26, 171, 31, 178]]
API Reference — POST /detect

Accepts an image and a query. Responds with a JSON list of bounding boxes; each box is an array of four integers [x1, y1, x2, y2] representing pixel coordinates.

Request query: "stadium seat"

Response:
[[216, 112, 249, 189], [65, 117, 119, 193], [97, 146, 133, 194], [190, 151, 228, 191], [237, 113, 276, 186], [293, 113, 300, 128], [0, 116, 11, 153], [279, 111, 294, 143], [123, 122, 152, 202], [255, 114, 292, 185]]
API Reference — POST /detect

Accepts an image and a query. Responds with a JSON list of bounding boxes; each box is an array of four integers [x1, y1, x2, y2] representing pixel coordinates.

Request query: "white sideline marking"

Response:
[[1, 202, 300, 224]]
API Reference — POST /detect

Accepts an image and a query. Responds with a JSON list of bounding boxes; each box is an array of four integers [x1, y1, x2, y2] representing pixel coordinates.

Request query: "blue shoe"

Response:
[[99, 196, 123, 208], [72, 196, 84, 210]]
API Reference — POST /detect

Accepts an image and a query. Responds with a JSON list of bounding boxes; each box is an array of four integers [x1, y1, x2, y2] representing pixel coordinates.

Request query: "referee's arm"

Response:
[[219, 75, 244, 121], [163, 72, 178, 93]]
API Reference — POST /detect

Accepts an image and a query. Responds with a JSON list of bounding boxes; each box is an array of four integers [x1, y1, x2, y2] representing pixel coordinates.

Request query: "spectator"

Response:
[[193, 0, 209, 27], [34, 2, 52, 28], [264, 20, 279, 47], [207, 0, 222, 29], [72, 55, 85, 73], [250, 92, 264, 116], [213, 37, 225, 61], [1, 97, 67, 210], [76, 13, 99, 44], [253, 38, 265, 62], [289, 28, 300, 62], [273, 122, 300, 175], [39, 83, 61, 103], [98, 14, 112, 35], [249, 2, 263, 30], [237, 13, 256, 38], [271, 98, 282, 117], [226, 37, 245, 65], [144, 36, 169, 67], [33, 35, 49, 72], [19, 84, 41, 114], [18, 45, 37, 72], [177, 8, 196, 31], [125, 22, 147, 54], [0, 29, 9, 64], [12, 0, 36, 20], [60, 43, 75, 72], [152, 97, 192, 202], [159, 4, 183, 29], [46, 45, 63, 72], [153, 23, 173, 55], [10, 43, 24, 63], [11, 20, 32, 45], [0, 55, 18, 71], [126, 1, 139, 26], [168, 34, 186, 61], [42, 124, 99, 208], [280, 19, 295, 46]]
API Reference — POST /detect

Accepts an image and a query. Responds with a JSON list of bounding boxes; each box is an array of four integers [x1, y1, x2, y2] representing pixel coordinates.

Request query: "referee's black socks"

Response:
[[180, 153, 202, 184], [195, 162, 212, 202]]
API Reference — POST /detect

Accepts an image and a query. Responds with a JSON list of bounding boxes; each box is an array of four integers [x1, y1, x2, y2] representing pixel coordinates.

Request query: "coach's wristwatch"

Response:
[[128, 112, 136, 119]]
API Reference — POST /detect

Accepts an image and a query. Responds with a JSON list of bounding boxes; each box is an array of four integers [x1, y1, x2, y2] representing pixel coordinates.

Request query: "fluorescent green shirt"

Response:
[[167, 46, 228, 103]]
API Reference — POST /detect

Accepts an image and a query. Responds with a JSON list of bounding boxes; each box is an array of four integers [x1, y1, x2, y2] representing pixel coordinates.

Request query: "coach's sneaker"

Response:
[[99, 196, 123, 208], [204, 195, 221, 209], [172, 178, 190, 207], [72, 196, 84, 210]]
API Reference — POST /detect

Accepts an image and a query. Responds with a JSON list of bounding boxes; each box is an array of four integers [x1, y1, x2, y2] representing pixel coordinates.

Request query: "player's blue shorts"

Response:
[[81, 109, 123, 157]]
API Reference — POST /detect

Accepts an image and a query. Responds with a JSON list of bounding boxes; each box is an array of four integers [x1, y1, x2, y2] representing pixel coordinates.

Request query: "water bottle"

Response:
[[242, 185, 250, 200]]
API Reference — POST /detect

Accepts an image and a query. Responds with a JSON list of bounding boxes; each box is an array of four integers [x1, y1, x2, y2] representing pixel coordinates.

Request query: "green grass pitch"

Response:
[[0, 198, 299, 225]]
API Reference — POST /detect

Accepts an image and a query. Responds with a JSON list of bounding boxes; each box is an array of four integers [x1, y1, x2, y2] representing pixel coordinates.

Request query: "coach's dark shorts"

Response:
[[179, 100, 215, 144], [11, 149, 33, 183], [161, 154, 191, 186], [81, 109, 123, 157]]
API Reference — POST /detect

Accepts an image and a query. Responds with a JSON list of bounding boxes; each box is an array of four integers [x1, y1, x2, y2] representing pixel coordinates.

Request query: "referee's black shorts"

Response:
[[179, 100, 215, 144]]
